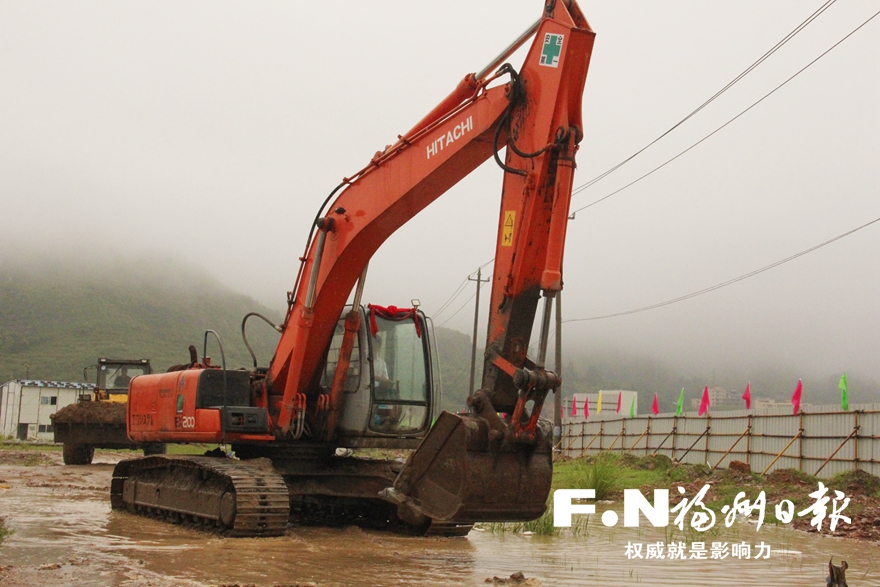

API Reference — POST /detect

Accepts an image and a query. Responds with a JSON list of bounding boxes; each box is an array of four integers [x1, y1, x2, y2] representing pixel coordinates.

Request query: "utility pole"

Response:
[[467, 267, 490, 398], [553, 291, 563, 451]]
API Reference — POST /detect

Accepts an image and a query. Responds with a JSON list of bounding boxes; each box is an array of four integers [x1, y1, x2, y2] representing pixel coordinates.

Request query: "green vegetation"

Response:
[[0, 256, 284, 382], [0, 516, 10, 545]]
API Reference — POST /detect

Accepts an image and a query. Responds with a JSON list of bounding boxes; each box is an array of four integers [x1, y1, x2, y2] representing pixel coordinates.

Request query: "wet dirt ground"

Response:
[[1, 449, 879, 587]]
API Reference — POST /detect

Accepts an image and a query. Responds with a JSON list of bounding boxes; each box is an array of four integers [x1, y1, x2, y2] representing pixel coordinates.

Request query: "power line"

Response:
[[431, 256, 495, 318], [436, 289, 479, 328], [431, 276, 469, 318], [569, 4, 879, 216], [572, 0, 838, 195], [564, 215, 880, 323]]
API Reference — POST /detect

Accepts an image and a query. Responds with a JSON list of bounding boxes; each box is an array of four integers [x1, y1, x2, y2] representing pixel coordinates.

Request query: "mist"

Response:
[[2, 1, 878, 394]]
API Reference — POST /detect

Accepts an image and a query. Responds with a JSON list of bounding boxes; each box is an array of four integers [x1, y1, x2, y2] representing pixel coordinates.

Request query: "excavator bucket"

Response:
[[381, 411, 552, 524]]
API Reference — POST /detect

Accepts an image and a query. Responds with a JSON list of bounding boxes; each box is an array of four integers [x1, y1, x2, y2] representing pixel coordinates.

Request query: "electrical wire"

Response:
[[436, 290, 479, 328], [569, 6, 880, 217], [572, 0, 838, 196], [432, 277, 470, 318], [564, 215, 880, 323], [431, 257, 496, 318]]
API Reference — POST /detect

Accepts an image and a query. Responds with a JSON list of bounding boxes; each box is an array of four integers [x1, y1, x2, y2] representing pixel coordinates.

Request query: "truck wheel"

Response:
[[143, 443, 167, 456], [63, 443, 95, 465]]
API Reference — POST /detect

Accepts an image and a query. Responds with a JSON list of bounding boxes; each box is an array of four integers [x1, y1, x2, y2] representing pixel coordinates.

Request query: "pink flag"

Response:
[[616, 393, 622, 413], [791, 379, 802, 414], [651, 393, 659, 416], [742, 382, 751, 409], [698, 385, 710, 416], [584, 397, 590, 418], [571, 396, 578, 417]]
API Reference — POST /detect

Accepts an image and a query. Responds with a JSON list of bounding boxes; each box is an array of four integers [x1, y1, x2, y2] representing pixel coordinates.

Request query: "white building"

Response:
[[0, 380, 94, 441], [565, 390, 638, 422]]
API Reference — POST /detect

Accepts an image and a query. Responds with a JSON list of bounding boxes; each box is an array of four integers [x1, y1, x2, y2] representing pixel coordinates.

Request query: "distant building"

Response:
[[565, 390, 638, 421], [0, 380, 94, 441], [689, 386, 740, 410]]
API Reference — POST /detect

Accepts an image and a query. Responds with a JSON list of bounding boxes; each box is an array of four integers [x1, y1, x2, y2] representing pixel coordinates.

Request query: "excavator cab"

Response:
[[332, 305, 438, 446], [95, 358, 151, 401]]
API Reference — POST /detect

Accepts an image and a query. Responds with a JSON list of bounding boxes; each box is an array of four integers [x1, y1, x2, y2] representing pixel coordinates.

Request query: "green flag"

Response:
[[839, 372, 849, 411], [629, 396, 635, 418], [675, 388, 684, 416]]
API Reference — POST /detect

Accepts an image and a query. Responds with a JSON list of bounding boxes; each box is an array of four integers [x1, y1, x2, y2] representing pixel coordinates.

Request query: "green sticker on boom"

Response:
[[539, 33, 563, 68]]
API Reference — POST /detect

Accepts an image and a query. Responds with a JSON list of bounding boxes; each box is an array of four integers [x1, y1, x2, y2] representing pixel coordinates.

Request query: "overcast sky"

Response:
[[2, 1, 878, 383]]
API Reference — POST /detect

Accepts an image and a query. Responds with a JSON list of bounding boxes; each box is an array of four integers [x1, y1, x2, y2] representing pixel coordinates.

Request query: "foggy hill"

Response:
[[0, 254, 285, 382], [2, 250, 874, 414], [0, 252, 480, 405]]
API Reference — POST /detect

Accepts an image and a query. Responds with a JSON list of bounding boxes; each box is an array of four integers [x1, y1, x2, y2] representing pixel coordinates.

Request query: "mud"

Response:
[[51, 400, 127, 425], [1, 449, 880, 587]]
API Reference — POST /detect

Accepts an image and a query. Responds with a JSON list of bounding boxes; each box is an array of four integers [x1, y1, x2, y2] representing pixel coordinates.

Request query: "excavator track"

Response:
[[111, 455, 289, 537]]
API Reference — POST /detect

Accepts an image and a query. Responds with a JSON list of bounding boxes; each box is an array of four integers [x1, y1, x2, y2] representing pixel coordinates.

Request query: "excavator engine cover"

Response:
[[383, 411, 552, 523]]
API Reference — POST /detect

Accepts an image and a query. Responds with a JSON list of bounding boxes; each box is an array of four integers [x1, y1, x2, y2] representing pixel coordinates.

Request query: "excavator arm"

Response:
[[268, 0, 595, 445]]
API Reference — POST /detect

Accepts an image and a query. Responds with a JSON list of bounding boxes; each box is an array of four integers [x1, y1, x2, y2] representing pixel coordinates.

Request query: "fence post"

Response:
[[560, 421, 581, 457], [645, 417, 652, 456], [704, 414, 711, 465], [746, 414, 752, 466], [671, 415, 678, 461], [854, 411, 860, 471], [798, 411, 805, 472]]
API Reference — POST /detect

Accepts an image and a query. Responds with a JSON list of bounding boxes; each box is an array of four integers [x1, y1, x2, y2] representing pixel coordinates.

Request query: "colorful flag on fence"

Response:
[[597, 390, 603, 413], [571, 396, 578, 417], [791, 379, 803, 414], [616, 392, 622, 413], [699, 385, 710, 416], [629, 396, 635, 418], [651, 392, 660, 416], [675, 388, 684, 416], [742, 382, 751, 410], [839, 372, 849, 411], [584, 396, 590, 418]]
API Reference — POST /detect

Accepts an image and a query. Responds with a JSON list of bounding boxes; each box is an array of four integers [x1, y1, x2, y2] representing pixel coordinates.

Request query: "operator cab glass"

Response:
[[99, 363, 150, 392], [368, 312, 430, 435]]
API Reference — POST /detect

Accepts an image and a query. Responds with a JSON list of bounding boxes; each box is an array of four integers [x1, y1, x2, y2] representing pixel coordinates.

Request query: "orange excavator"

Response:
[[111, 0, 595, 537]]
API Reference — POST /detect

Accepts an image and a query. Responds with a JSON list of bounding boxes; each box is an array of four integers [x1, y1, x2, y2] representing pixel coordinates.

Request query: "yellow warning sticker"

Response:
[[501, 211, 515, 247]]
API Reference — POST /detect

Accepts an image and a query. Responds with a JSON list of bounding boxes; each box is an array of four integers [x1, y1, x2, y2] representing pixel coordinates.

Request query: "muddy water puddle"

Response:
[[1, 460, 879, 586]]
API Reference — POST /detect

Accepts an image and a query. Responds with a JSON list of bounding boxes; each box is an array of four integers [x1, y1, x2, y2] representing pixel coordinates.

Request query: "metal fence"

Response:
[[558, 403, 880, 479]]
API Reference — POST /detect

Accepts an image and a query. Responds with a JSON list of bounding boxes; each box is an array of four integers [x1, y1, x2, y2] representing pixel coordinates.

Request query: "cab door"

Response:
[[335, 306, 436, 443]]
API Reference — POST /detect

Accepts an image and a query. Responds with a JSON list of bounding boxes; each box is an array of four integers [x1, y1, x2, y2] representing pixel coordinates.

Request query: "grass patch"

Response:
[[574, 451, 620, 500], [0, 441, 61, 452], [0, 450, 56, 466], [0, 516, 11, 544]]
